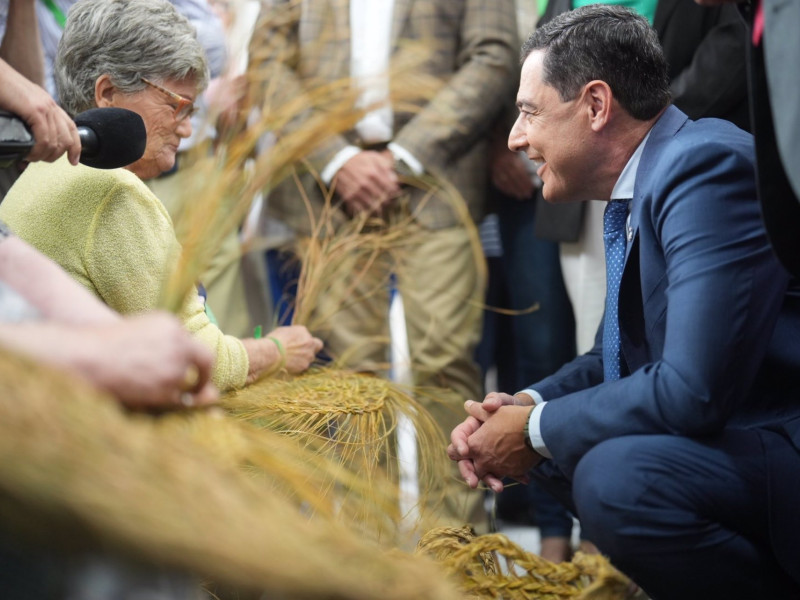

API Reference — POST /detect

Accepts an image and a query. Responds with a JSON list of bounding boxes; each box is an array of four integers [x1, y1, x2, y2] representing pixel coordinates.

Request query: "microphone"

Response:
[[0, 107, 147, 170]]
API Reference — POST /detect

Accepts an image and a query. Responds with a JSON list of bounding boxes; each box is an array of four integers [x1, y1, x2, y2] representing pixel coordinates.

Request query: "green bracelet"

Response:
[[267, 336, 286, 366], [522, 407, 535, 451], [260, 336, 287, 379]]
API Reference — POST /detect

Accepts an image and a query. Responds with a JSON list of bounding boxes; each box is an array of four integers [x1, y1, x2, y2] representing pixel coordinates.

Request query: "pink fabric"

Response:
[[753, 0, 764, 46]]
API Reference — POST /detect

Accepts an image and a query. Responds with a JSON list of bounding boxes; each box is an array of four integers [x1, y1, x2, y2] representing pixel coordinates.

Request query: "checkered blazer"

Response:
[[253, 0, 518, 232]]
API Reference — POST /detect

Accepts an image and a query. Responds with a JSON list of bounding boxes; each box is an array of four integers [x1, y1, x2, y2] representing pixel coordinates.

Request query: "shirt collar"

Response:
[[610, 129, 652, 201]]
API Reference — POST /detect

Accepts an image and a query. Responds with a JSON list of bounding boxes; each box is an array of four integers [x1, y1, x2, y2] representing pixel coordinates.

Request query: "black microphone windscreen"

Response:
[[73, 108, 147, 169]]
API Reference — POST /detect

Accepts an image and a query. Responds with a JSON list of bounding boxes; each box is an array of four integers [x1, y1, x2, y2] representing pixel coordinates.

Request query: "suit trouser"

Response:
[[308, 222, 487, 530], [532, 430, 800, 600]]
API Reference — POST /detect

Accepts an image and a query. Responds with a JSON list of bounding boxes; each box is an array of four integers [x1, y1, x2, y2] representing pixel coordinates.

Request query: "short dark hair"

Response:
[[521, 4, 670, 120]]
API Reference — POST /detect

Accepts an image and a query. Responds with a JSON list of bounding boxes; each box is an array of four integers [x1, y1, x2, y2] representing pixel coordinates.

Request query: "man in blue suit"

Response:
[[447, 5, 800, 599]]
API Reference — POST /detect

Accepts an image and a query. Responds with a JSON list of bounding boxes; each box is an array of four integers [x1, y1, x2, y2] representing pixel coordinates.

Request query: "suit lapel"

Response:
[[625, 105, 688, 267], [619, 106, 690, 371]]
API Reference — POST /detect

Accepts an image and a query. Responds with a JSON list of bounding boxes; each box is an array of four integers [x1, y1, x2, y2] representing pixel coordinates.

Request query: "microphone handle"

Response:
[[0, 111, 34, 166]]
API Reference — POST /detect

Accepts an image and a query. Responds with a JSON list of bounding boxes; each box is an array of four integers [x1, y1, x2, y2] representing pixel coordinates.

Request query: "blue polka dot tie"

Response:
[[602, 199, 630, 381]]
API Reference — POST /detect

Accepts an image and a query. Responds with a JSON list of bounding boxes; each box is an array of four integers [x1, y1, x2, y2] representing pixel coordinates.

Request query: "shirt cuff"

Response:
[[518, 388, 544, 405], [320, 145, 362, 185], [527, 401, 552, 459], [387, 142, 424, 176]]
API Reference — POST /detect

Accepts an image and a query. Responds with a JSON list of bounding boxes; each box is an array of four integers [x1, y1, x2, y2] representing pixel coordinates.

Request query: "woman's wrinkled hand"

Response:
[[266, 325, 324, 374]]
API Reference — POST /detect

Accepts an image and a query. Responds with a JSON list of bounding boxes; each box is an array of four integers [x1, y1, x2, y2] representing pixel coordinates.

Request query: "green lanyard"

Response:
[[571, 0, 658, 25], [39, 0, 67, 29]]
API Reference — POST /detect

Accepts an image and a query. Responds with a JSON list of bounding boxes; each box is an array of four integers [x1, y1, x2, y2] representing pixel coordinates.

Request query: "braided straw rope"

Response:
[[417, 526, 632, 600]]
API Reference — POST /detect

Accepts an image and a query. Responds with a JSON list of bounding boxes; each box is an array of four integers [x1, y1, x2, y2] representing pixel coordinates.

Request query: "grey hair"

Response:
[[55, 0, 209, 117], [521, 5, 670, 120]]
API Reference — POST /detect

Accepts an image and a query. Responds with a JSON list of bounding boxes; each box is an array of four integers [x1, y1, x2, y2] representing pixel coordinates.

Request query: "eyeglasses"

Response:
[[140, 77, 198, 121]]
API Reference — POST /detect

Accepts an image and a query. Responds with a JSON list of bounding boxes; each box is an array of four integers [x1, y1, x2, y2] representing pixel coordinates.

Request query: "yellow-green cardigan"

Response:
[[0, 156, 248, 390]]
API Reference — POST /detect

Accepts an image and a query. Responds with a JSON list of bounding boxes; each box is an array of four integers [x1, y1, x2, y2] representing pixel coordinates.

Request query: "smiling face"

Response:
[[508, 51, 596, 204], [98, 76, 197, 179]]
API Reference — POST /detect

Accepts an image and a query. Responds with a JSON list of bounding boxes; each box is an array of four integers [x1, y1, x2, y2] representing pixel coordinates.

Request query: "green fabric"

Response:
[[204, 302, 219, 327], [572, 0, 658, 25], [0, 156, 249, 391], [39, 0, 67, 28]]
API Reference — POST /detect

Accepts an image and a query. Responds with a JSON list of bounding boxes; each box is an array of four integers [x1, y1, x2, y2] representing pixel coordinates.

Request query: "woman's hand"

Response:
[[242, 325, 323, 383], [266, 325, 324, 374], [0, 312, 219, 410], [0, 60, 81, 165]]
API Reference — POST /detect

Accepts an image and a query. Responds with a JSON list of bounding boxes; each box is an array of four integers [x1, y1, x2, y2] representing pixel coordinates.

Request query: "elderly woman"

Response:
[[0, 0, 321, 392]]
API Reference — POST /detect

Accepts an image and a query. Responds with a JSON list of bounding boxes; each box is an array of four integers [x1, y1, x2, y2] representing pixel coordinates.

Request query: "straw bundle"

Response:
[[154, 406, 402, 539], [417, 526, 632, 600], [222, 367, 451, 536], [0, 348, 463, 599]]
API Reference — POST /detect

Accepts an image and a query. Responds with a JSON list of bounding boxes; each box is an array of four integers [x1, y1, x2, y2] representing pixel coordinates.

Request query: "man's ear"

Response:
[[94, 74, 117, 108], [582, 80, 613, 132]]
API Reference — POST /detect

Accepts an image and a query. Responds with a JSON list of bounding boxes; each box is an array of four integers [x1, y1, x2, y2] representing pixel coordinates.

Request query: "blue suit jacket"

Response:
[[531, 105, 800, 577]]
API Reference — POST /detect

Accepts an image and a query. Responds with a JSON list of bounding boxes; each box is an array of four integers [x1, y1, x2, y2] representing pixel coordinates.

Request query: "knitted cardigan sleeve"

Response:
[[180, 293, 249, 391]]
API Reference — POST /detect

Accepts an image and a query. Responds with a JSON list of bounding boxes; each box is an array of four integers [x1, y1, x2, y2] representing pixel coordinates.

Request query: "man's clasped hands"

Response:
[[447, 391, 543, 494]]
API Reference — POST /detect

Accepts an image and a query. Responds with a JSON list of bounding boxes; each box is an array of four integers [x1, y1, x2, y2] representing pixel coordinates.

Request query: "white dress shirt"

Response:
[[320, 0, 423, 184]]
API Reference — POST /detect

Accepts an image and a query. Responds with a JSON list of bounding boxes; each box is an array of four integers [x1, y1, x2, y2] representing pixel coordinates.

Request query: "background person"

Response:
[[694, 0, 800, 277]]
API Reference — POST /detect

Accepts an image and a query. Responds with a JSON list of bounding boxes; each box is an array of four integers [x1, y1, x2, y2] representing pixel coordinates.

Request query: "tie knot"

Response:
[[604, 199, 630, 234]]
